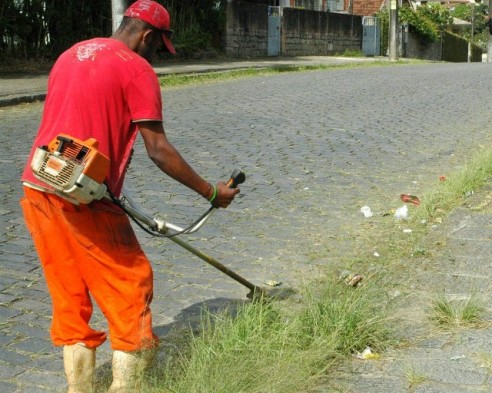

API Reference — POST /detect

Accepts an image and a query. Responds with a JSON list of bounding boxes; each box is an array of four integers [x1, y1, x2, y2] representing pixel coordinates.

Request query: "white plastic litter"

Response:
[[356, 347, 381, 360], [360, 206, 374, 218], [394, 205, 408, 220]]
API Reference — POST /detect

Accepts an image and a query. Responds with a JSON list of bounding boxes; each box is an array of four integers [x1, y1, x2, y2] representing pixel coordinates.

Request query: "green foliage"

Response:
[[416, 3, 452, 30], [172, 26, 212, 57], [340, 49, 365, 57], [298, 278, 392, 355], [147, 275, 393, 393], [377, 4, 454, 46], [399, 6, 439, 42], [0, 0, 225, 61], [450, 3, 490, 50], [0, 0, 111, 60], [375, 8, 389, 55], [452, 4, 473, 21], [164, 0, 225, 56]]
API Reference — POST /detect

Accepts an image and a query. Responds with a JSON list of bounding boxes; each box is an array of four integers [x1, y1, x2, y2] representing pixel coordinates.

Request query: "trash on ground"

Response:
[[394, 205, 409, 220], [451, 355, 466, 361], [360, 206, 373, 218], [373, 252, 380, 257], [356, 347, 381, 360], [400, 193, 420, 206], [381, 210, 394, 217], [465, 190, 474, 198], [403, 229, 412, 233], [439, 175, 446, 182], [264, 280, 282, 287], [346, 273, 363, 287]]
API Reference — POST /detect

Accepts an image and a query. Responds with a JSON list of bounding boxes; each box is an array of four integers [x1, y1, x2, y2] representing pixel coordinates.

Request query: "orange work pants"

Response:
[[20, 187, 158, 351]]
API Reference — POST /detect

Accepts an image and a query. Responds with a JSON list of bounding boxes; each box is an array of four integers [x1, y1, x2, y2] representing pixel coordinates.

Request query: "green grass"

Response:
[[145, 274, 393, 393], [412, 147, 492, 224], [430, 295, 485, 328], [158, 60, 415, 88], [404, 365, 428, 387], [132, 145, 492, 393]]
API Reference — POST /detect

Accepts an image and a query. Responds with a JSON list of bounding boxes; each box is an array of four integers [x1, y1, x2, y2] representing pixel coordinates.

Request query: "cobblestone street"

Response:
[[2, 62, 492, 391]]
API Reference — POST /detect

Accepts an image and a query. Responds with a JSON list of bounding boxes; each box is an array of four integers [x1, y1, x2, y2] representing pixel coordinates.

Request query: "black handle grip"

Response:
[[227, 169, 246, 188]]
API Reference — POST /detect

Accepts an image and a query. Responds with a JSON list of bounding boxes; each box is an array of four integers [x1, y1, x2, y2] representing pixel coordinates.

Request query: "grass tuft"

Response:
[[146, 274, 393, 393], [412, 148, 492, 224], [404, 365, 428, 387], [430, 295, 484, 329]]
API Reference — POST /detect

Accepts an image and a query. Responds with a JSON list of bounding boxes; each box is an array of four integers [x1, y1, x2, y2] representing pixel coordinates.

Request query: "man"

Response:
[[20, 1, 239, 392]]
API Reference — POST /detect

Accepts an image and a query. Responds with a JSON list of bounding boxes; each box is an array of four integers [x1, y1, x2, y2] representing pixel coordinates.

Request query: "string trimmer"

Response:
[[113, 169, 280, 300], [29, 135, 285, 300]]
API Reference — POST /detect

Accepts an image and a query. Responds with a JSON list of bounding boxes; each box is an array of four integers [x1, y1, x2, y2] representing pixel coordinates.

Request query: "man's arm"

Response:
[[137, 120, 239, 208]]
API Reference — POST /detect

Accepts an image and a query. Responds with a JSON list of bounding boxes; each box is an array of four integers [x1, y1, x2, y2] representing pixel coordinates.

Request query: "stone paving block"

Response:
[[0, 305, 23, 320], [10, 298, 52, 315], [0, 348, 30, 365], [0, 363, 24, 379], [8, 312, 51, 329], [0, 275, 19, 287], [16, 369, 66, 392], [10, 337, 54, 355], [0, 332, 15, 347], [28, 355, 63, 373], [0, 381, 18, 393]]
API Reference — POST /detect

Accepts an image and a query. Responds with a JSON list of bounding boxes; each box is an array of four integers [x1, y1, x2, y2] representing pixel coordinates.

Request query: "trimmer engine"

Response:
[[31, 134, 110, 204]]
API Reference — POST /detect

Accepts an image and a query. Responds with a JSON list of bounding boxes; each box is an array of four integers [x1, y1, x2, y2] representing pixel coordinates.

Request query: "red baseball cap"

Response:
[[124, 0, 176, 54]]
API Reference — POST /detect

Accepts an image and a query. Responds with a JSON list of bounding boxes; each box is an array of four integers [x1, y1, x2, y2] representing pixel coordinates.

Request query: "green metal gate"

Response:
[[362, 16, 380, 56]]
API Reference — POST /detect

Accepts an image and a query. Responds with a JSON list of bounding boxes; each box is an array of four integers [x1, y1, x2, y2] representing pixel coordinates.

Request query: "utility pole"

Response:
[[112, 0, 130, 33], [389, 0, 399, 61], [468, 1, 475, 62], [487, 0, 492, 62], [489, 25, 492, 62]]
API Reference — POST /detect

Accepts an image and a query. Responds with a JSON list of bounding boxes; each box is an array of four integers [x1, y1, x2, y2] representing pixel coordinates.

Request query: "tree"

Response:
[[450, 3, 489, 50]]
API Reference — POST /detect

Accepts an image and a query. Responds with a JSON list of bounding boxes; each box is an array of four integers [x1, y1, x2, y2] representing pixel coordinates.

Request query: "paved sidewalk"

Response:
[[329, 185, 492, 392], [0, 55, 378, 107]]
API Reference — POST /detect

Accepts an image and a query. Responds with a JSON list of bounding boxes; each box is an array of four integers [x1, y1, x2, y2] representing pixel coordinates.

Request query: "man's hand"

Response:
[[211, 182, 240, 208]]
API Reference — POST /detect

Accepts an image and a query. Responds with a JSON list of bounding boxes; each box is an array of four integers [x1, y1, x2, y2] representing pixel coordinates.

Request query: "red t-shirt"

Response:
[[21, 38, 163, 197]]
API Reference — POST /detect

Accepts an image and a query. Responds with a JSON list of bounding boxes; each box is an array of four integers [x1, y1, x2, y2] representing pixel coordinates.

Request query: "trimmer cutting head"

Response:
[[246, 285, 297, 302]]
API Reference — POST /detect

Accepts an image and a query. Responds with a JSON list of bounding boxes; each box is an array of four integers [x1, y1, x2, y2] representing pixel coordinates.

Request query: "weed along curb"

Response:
[[328, 148, 492, 391], [143, 148, 492, 392]]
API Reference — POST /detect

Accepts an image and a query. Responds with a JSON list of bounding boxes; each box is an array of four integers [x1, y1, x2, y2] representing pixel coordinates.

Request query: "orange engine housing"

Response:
[[31, 134, 110, 204]]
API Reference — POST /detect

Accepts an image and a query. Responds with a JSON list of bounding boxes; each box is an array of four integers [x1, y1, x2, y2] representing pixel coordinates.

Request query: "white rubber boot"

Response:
[[63, 343, 96, 393], [108, 349, 156, 393]]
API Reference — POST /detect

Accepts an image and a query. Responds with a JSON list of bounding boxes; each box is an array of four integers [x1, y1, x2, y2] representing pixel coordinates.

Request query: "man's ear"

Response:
[[142, 29, 155, 45]]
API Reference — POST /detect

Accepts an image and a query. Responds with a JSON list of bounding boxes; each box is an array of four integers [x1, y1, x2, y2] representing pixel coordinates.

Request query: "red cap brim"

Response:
[[162, 34, 176, 54]]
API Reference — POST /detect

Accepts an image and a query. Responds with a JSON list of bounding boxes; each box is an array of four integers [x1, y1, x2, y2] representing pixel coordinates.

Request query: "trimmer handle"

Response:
[[226, 169, 246, 189]]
